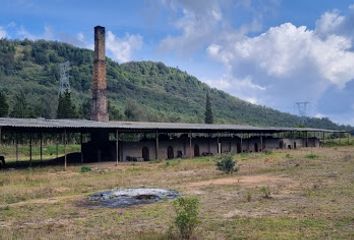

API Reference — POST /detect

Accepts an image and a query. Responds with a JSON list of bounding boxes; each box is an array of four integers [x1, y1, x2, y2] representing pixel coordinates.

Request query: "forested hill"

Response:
[[0, 39, 351, 130]]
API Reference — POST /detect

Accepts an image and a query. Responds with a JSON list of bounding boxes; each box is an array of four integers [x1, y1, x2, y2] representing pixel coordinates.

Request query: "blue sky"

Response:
[[1, 0, 354, 125]]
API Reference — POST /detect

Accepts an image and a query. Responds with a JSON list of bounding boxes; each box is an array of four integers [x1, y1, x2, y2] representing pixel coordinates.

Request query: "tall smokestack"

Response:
[[91, 26, 109, 122]]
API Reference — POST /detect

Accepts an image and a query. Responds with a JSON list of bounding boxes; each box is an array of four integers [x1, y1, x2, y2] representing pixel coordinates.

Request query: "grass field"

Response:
[[1, 147, 354, 239], [0, 144, 80, 162]]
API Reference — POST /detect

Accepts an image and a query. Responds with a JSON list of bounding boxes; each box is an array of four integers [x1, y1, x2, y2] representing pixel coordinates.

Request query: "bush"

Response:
[[216, 154, 239, 174], [173, 196, 200, 240], [260, 186, 271, 199], [246, 191, 252, 202], [80, 166, 91, 173], [264, 150, 273, 155], [305, 153, 318, 159]]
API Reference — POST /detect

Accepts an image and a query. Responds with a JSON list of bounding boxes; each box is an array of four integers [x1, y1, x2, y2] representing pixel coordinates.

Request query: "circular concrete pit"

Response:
[[89, 188, 179, 208]]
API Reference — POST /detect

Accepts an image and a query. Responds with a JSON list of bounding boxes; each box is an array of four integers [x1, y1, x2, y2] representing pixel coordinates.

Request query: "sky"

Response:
[[1, 0, 354, 125]]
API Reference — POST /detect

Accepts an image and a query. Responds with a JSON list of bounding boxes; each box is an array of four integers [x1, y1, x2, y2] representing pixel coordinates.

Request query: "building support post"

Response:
[[240, 134, 243, 153], [155, 131, 159, 160], [306, 131, 308, 147], [56, 134, 59, 160], [116, 129, 119, 165], [15, 133, 19, 162], [40, 132, 43, 163], [189, 131, 192, 158], [217, 135, 220, 154], [64, 129, 67, 171], [260, 134, 263, 152], [0, 127, 2, 161], [29, 133, 32, 167], [80, 132, 84, 163]]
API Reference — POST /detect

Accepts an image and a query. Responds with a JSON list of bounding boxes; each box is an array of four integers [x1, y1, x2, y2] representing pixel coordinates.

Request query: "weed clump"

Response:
[[260, 186, 272, 199], [305, 153, 318, 159], [216, 154, 239, 174], [80, 166, 92, 173], [246, 191, 252, 202], [264, 150, 273, 155], [173, 196, 200, 240]]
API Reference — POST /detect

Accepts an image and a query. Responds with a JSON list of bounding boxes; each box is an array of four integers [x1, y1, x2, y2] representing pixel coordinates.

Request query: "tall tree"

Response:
[[124, 100, 146, 121], [10, 92, 28, 118], [0, 91, 9, 117], [204, 92, 213, 124], [57, 90, 77, 119]]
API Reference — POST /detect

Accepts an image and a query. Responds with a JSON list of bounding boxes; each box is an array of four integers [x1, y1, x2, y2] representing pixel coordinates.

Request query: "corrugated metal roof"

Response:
[[0, 118, 343, 133]]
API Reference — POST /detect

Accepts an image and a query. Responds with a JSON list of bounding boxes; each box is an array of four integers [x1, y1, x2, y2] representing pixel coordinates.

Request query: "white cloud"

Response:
[[315, 6, 354, 40], [158, 0, 280, 54], [204, 74, 264, 106], [0, 27, 7, 38], [315, 11, 345, 37], [209, 23, 354, 86], [159, 3, 223, 53], [106, 31, 143, 63], [207, 20, 354, 117], [11, 25, 143, 63], [17, 25, 54, 40]]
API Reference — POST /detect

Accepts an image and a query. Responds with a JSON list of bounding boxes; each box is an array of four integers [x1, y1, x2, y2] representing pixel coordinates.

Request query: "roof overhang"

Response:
[[0, 118, 345, 134]]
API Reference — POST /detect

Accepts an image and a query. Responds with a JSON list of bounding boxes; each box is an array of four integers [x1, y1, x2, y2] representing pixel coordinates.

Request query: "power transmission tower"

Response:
[[59, 61, 71, 95], [296, 101, 310, 126]]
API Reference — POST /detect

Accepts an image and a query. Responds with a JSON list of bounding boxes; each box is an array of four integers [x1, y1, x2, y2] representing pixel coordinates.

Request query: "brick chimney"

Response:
[[91, 26, 109, 122]]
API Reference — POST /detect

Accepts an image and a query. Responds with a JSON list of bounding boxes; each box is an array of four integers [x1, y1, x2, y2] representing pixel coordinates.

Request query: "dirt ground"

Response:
[[0, 147, 354, 239]]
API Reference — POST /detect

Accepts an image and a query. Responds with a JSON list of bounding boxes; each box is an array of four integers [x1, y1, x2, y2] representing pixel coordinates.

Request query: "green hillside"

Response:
[[0, 39, 350, 130]]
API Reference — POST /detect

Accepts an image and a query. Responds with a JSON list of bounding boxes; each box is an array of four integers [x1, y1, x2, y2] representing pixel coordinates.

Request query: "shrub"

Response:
[[216, 154, 239, 174], [246, 191, 252, 202], [260, 186, 271, 199], [264, 150, 273, 155], [80, 166, 91, 173], [173, 196, 200, 240], [305, 153, 318, 159]]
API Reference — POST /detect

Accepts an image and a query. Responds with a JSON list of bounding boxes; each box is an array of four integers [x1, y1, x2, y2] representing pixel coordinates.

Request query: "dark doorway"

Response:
[[293, 142, 297, 149], [194, 144, 200, 157], [236, 142, 242, 153], [279, 141, 284, 149], [142, 146, 149, 161], [254, 143, 259, 152], [167, 146, 174, 159]]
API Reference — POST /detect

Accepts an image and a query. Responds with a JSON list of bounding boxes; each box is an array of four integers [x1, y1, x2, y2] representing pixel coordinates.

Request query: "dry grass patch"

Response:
[[0, 147, 354, 239]]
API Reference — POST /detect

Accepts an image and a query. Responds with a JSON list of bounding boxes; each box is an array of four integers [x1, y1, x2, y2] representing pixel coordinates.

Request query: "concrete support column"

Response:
[[15, 133, 19, 162], [0, 127, 2, 162], [116, 129, 119, 165], [80, 132, 84, 163], [217, 135, 220, 154], [240, 134, 243, 153], [64, 130, 67, 171], [155, 131, 159, 160], [260, 135, 263, 152], [189, 131, 192, 158], [29, 133, 32, 167], [40, 132, 43, 163], [56, 134, 59, 160], [348, 133, 351, 145]]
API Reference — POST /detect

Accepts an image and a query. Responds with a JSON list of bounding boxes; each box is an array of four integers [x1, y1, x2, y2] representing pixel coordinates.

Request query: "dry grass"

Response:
[[0, 147, 354, 239]]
